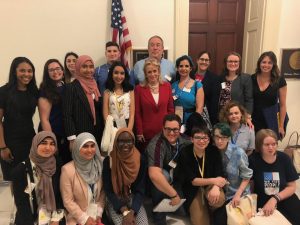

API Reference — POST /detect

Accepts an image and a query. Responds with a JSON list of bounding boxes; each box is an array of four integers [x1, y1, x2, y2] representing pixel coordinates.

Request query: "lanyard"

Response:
[[231, 125, 242, 144], [193, 150, 205, 178], [175, 78, 191, 99], [89, 183, 96, 203], [171, 140, 180, 160]]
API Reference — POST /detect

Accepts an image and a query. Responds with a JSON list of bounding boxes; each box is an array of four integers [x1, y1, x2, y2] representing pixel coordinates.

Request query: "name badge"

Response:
[[180, 124, 186, 133], [183, 87, 191, 93], [38, 207, 51, 225], [164, 74, 172, 81], [173, 95, 178, 101], [221, 82, 226, 89], [117, 96, 125, 102], [168, 160, 177, 169], [87, 203, 98, 220]]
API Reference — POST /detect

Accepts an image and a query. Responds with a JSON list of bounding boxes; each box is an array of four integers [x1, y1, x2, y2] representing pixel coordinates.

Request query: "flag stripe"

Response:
[[111, 0, 132, 68]]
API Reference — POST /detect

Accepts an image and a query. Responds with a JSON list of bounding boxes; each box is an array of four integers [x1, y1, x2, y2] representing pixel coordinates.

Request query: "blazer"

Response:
[[201, 70, 221, 125], [60, 161, 105, 225], [11, 158, 64, 225], [63, 80, 103, 144], [134, 82, 174, 140], [220, 73, 253, 114]]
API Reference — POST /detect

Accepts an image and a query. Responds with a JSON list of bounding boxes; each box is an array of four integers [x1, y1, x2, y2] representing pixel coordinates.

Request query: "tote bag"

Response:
[[226, 194, 257, 225], [249, 209, 291, 225]]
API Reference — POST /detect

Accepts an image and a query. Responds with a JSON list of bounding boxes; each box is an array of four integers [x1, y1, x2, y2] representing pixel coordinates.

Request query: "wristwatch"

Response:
[[122, 210, 131, 217]]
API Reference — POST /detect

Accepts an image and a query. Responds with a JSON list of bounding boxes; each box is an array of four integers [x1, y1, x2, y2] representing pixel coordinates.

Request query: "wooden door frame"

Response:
[[174, 0, 266, 73]]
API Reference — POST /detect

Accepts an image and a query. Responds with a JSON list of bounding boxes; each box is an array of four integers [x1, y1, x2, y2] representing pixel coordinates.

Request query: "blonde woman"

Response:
[[135, 59, 174, 151]]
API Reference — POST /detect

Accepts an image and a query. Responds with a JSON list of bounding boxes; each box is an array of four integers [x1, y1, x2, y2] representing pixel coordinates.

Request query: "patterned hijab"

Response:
[[75, 55, 101, 125], [72, 132, 102, 184], [110, 128, 140, 198], [29, 131, 57, 211]]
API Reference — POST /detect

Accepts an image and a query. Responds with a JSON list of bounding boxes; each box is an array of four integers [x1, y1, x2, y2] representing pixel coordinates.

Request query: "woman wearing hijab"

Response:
[[63, 55, 103, 149], [60, 132, 105, 225], [11, 131, 64, 225], [103, 128, 148, 225]]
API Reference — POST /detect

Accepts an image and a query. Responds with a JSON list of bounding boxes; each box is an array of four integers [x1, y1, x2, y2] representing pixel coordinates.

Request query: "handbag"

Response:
[[284, 131, 300, 173], [226, 194, 257, 225], [249, 209, 291, 225], [262, 103, 289, 139]]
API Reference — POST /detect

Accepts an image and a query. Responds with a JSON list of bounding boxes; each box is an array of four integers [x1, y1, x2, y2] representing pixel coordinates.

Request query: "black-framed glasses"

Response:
[[199, 58, 210, 62], [193, 135, 209, 141], [164, 127, 180, 134], [213, 135, 229, 141], [48, 67, 62, 73]]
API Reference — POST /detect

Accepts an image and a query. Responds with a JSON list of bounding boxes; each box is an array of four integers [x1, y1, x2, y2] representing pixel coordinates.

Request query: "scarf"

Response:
[[72, 132, 102, 184], [110, 128, 140, 198], [75, 55, 101, 125], [29, 131, 57, 211]]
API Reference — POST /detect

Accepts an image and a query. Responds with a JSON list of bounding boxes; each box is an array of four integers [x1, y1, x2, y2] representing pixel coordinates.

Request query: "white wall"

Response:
[[0, 0, 175, 85], [261, 0, 300, 148]]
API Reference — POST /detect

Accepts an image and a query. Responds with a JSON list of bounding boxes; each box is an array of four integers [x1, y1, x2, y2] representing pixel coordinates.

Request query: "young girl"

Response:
[[103, 61, 134, 130]]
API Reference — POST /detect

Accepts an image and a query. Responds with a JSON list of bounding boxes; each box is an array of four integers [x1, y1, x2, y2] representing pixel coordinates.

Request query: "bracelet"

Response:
[[272, 194, 281, 203], [170, 194, 178, 199]]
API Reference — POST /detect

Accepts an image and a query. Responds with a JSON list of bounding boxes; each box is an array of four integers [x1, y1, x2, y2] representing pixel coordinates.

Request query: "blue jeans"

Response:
[[150, 169, 173, 225]]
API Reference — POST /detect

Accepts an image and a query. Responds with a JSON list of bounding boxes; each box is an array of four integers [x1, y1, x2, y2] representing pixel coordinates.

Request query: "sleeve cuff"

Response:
[[51, 209, 64, 222], [67, 135, 76, 141], [78, 212, 89, 225]]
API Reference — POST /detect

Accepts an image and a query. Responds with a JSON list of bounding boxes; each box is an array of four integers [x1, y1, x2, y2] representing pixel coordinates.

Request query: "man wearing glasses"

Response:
[[146, 114, 190, 225]]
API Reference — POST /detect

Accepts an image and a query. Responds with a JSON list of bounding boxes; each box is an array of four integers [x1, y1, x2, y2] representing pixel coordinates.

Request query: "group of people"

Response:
[[0, 34, 298, 225]]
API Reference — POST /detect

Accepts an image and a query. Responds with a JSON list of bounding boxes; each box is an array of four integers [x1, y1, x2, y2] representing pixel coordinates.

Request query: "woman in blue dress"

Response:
[[172, 55, 204, 125], [38, 59, 71, 164]]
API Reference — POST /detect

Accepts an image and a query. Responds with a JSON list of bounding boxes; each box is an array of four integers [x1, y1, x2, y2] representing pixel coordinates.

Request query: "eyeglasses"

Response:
[[193, 135, 209, 141], [117, 140, 134, 145], [199, 58, 210, 62], [48, 67, 62, 73], [227, 60, 240, 64], [213, 135, 229, 141], [164, 127, 180, 134]]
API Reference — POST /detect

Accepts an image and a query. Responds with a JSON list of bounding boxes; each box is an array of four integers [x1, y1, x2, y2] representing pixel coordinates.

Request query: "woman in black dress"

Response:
[[0, 57, 38, 180], [252, 51, 287, 139]]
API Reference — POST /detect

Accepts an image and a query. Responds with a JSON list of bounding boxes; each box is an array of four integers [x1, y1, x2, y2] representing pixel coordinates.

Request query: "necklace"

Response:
[[148, 83, 159, 94]]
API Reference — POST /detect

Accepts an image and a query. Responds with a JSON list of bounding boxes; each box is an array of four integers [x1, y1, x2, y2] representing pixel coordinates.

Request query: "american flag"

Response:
[[111, 0, 132, 68]]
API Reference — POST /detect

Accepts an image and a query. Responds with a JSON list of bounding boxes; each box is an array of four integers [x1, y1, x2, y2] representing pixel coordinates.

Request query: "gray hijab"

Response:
[[29, 131, 57, 211], [72, 132, 102, 184]]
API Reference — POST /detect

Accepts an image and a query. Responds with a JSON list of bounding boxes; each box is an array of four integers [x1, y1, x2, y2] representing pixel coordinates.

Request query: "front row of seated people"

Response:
[[11, 114, 300, 225]]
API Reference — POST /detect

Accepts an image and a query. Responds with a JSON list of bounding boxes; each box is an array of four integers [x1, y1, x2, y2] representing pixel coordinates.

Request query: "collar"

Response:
[[224, 142, 236, 160]]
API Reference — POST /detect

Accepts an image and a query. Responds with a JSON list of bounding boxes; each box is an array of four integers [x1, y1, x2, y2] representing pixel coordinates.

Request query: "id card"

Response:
[[221, 82, 226, 89], [38, 207, 51, 225], [175, 106, 183, 121], [87, 203, 98, 220], [173, 95, 178, 101], [183, 87, 191, 93], [164, 74, 172, 81], [115, 117, 127, 129], [168, 160, 177, 169]]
